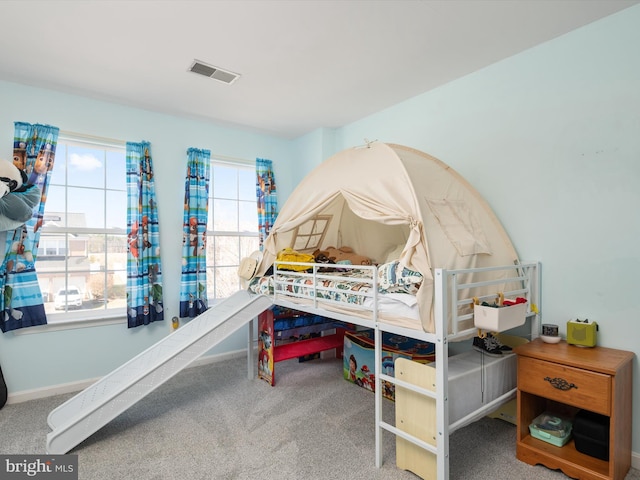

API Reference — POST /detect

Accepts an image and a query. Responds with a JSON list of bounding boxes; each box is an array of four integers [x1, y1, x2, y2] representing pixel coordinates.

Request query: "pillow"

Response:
[[377, 261, 423, 294]]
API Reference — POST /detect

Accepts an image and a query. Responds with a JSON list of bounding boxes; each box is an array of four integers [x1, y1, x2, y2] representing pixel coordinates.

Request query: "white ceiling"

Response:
[[0, 0, 637, 139]]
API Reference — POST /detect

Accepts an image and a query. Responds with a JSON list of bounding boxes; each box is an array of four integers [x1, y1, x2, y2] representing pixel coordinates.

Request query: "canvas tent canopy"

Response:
[[257, 142, 519, 333]]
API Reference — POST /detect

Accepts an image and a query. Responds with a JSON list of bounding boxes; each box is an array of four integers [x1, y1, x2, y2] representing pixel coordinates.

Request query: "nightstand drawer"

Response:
[[518, 356, 611, 415]]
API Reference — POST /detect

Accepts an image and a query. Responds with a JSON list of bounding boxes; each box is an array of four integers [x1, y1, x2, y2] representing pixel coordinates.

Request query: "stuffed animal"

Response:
[[313, 250, 335, 265], [318, 246, 372, 266], [313, 249, 337, 272], [0, 158, 40, 231]]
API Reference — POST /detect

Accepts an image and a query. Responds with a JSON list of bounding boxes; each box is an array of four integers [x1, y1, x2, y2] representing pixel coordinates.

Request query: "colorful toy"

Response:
[[0, 158, 41, 410], [0, 158, 40, 232]]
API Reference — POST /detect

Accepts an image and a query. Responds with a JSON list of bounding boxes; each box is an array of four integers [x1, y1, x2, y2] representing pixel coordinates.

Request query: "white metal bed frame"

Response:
[[257, 260, 541, 479]]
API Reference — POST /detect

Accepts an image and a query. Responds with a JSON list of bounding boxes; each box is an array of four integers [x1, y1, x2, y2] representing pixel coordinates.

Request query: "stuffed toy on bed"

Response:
[[276, 247, 315, 271], [0, 158, 39, 411], [0, 158, 40, 232], [318, 246, 372, 266]]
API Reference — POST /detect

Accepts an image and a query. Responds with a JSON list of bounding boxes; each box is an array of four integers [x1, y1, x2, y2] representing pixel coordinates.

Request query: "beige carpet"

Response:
[[1, 355, 638, 480]]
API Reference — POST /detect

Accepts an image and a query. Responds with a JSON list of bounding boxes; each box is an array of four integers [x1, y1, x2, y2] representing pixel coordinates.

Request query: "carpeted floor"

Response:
[[0, 355, 638, 479]]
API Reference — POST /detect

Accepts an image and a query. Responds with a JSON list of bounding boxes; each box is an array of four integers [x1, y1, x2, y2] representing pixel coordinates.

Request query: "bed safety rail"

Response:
[[272, 261, 379, 319], [446, 262, 540, 339]]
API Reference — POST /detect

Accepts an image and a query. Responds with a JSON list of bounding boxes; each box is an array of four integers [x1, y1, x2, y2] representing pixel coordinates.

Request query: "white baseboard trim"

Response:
[[632, 451, 640, 471], [6, 348, 248, 405]]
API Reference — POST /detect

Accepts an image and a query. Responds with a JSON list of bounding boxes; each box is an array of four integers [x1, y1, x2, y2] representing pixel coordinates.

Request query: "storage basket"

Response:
[[529, 412, 572, 447], [574, 409, 610, 460], [474, 302, 527, 332]]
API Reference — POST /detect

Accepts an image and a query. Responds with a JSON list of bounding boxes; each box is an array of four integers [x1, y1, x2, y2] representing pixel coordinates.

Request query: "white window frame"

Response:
[[206, 156, 259, 301], [18, 132, 128, 334]]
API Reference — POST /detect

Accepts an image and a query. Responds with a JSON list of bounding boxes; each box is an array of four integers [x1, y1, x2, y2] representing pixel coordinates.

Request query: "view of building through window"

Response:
[[36, 135, 259, 325], [36, 135, 128, 322]]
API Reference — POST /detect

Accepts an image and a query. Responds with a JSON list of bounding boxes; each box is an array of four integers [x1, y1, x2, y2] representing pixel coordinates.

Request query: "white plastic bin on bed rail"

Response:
[[473, 302, 527, 332]]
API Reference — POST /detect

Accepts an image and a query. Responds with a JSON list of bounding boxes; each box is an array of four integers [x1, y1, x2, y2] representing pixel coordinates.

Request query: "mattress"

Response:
[[248, 272, 421, 330]]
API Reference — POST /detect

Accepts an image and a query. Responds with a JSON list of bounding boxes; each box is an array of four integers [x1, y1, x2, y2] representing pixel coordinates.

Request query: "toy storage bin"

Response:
[[474, 302, 526, 332], [343, 329, 434, 401], [529, 412, 572, 447], [573, 409, 610, 460]]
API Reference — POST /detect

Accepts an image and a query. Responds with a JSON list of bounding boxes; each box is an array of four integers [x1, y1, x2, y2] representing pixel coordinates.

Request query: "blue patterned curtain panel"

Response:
[[0, 122, 59, 333], [179, 148, 210, 318], [256, 158, 277, 248], [126, 141, 163, 328]]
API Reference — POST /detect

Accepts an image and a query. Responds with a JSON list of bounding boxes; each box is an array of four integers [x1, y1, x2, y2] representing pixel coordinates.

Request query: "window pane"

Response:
[[44, 185, 66, 219], [49, 144, 66, 186], [67, 145, 105, 188], [214, 266, 241, 298], [37, 256, 66, 306], [213, 165, 238, 199], [107, 234, 128, 262], [206, 160, 260, 302], [240, 237, 260, 259], [68, 187, 104, 228], [106, 190, 127, 230], [88, 234, 106, 264], [212, 199, 238, 231], [205, 266, 215, 302], [214, 235, 240, 266], [206, 238, 221, 268], [45, 273, 91, 313], [239, 199, 258, 233], [88, 271, 107, 307], [106, 150, 126, 190], [238, 168, 255, 201]]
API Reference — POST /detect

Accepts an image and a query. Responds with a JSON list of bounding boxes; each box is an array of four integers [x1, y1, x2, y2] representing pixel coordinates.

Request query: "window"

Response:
[[36, 133, 127, 324], [292, 215, 332, 252], [206, 160, 259, 299]]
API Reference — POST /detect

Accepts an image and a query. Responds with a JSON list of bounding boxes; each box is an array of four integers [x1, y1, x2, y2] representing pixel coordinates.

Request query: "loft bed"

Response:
[[243, 142, 540, 479], [247, 259, 539, 479]]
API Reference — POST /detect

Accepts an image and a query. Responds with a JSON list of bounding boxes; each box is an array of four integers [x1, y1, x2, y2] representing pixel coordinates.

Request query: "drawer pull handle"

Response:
[[544, 376, 578, 391]]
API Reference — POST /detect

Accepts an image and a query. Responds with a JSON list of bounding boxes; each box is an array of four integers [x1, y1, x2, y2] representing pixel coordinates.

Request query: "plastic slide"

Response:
[[46, 290, 271, 454]]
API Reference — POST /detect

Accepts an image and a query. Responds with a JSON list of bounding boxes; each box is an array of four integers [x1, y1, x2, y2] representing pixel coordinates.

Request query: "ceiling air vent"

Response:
[[188, 60, 240, 85]]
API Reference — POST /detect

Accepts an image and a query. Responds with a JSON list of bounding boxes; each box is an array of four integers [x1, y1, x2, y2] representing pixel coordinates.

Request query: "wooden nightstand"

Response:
[[514, 338, 634, 480]]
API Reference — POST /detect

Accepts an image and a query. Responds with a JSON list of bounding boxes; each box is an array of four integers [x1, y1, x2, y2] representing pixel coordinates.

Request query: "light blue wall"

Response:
[[0, 80, 292, 392], [336, 5, 640, 349], [287, 127, 339, 189], [0, 3, 638, 454], [332, 6, 640, 452]]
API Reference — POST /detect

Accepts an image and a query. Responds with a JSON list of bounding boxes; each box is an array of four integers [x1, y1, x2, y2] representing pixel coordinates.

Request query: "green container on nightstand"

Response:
[[529, 412, 573, 447]]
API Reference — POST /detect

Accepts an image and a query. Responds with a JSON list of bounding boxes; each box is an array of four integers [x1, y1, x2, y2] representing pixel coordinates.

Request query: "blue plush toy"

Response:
[[0, 158, 40, 408], [0, 158, 40, 232]]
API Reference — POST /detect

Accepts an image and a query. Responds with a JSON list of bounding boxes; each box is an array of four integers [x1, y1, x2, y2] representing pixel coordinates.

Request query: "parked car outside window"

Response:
[[54, 287, 83, 310]]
